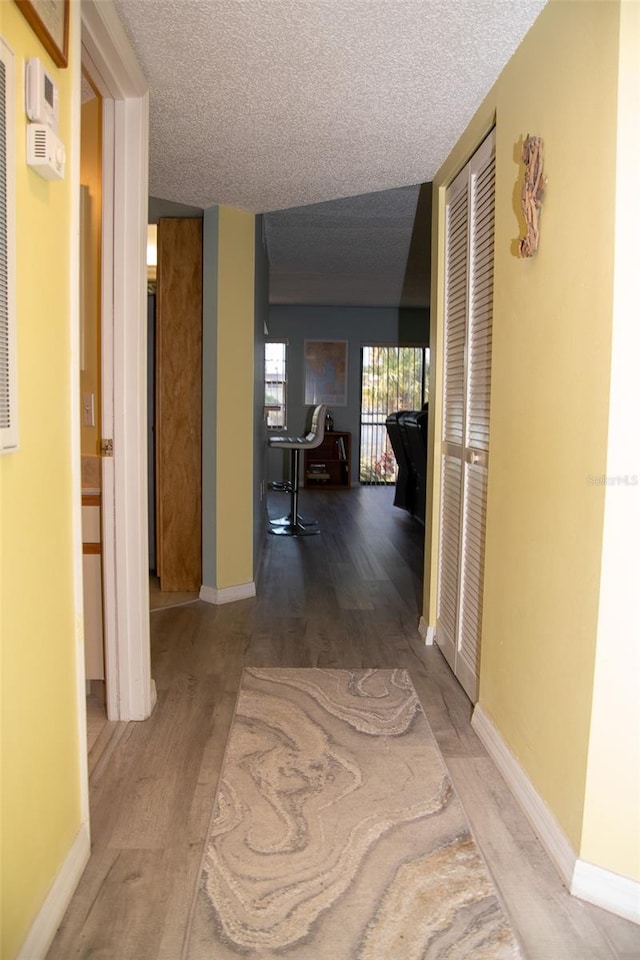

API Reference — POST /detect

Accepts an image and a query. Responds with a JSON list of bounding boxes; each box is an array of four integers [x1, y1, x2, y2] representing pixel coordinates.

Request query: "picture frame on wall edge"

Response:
[[15, 0, 69, 68]]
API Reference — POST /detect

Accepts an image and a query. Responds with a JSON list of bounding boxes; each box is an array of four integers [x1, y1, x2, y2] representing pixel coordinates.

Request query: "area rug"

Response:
[[186, 668, 520, 959]]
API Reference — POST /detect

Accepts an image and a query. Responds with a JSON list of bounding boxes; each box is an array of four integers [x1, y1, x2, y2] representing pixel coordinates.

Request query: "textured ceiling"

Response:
[[112, 0, 547, 306]]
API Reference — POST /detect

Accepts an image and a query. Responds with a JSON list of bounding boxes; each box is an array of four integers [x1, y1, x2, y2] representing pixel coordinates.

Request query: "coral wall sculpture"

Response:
[[519, 135, 546, 258]]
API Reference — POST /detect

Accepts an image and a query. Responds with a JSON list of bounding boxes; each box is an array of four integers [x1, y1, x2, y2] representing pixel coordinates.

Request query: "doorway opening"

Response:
[[359, 344, 430, 484]]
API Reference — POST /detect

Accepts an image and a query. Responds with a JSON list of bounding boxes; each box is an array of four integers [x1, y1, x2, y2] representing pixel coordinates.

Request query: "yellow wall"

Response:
[[80, 93, 101, 456], [0, 4, 83, 957], [426, 0, 621, 853], [216, 206, 255, 588]]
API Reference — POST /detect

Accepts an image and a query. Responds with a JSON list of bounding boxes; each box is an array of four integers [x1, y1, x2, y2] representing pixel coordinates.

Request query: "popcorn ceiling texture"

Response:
[[113, 0, 547, 214]]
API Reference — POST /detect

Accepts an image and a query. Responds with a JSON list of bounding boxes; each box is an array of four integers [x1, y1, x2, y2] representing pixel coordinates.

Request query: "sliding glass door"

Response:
[[359, 345, 429, 483]]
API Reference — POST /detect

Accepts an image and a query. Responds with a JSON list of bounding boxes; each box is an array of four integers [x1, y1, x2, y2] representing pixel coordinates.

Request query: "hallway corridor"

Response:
[[49, 487, 638, 959]]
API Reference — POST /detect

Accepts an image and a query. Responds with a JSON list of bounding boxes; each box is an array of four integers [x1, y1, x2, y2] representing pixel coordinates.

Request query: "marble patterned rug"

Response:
[[186, 668, 521, 959]]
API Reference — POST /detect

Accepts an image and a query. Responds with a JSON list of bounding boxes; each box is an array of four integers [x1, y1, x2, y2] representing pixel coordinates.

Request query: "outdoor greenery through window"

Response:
[[265, 340, 287, 429], [360, 345, 430, 483]]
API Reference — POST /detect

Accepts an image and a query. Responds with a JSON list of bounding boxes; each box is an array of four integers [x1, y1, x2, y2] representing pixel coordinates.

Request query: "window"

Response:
[[359, 345, 429, 483], [265, 340, 287, 429]]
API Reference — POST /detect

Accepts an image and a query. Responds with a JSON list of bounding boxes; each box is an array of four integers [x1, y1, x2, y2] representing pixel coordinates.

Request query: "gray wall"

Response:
[[267, 305, 428, 484], [148, 196, 204, 222]]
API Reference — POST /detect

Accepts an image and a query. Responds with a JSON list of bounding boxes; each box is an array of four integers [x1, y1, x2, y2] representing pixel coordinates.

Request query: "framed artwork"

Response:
[[304, 340, 348, 407], [15, 0, 69, 68]]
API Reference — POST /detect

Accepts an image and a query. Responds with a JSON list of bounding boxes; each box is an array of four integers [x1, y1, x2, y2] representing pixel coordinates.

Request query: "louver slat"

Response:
[[443, 187, 468, 446], [0, 40, 18, 452], [467, 154, 495, 454], [437, 455, 462, 652], [459, 464, 489, 674], [0, 59, 10, 430]]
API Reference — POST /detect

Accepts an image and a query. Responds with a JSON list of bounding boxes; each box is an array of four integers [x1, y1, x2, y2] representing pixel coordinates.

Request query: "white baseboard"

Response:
[[571, 859, 640, 925], [473, 705, 640, 924], [471, 704, 576, 888], [149, 678, 157, 713], [200, 581, 256, 605], [17, 821, 90, 960], [418, 618, 435, 645]]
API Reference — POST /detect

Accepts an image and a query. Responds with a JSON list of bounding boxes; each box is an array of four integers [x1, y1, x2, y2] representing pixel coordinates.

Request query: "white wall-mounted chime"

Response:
[[25, 56, 65, 181]]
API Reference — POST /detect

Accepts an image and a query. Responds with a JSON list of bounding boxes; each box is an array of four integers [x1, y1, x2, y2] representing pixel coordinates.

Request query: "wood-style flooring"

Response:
[[48, 486, 639, 960], [149, 574, 199, 611]]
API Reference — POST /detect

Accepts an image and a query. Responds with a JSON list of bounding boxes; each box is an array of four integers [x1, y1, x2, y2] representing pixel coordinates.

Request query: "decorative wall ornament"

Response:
[[519, 135, 546, 258]]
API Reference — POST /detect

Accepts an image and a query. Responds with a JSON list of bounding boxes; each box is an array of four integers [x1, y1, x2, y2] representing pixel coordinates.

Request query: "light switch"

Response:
[[82, 392, 95, 427]]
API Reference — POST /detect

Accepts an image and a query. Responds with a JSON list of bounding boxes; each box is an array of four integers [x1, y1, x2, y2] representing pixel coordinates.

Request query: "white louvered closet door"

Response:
[[436, 130, 495, 702]]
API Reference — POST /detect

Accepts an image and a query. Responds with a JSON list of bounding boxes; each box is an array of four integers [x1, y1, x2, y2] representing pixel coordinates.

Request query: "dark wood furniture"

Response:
[[304, 431, 351, 488]]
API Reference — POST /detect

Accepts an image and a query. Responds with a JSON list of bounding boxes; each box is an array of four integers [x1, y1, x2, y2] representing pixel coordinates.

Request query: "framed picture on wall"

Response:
[[15, 0, 70, 68], [304, 340, 348, 407]]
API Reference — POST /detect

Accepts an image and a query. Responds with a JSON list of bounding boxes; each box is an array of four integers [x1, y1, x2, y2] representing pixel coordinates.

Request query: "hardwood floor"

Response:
[[86, 695, 108, 754], [149, 574, 199, 611], [49, 486, 639, 960]]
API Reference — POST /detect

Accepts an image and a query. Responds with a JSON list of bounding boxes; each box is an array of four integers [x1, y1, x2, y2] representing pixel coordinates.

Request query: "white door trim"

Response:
[[81, 1, 154, 721]]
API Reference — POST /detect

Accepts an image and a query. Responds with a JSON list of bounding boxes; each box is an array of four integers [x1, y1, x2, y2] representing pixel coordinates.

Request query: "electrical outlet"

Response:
[[82, 392, 95, 427]]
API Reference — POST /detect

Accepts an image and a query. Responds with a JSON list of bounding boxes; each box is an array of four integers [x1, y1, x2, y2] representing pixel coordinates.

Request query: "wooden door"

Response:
[[436, 130, 495, 702], [156, 218, 203, 591]]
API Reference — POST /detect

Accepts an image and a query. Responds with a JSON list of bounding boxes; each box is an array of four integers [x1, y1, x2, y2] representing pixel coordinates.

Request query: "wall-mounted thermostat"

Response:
[[27, 124, 65, 181], [25, 57, 58, 130]]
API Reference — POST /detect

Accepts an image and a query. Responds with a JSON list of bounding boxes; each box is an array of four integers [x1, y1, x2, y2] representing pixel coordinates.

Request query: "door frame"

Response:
[[358, 343, 429, 484], [81, 1, 154, 721]]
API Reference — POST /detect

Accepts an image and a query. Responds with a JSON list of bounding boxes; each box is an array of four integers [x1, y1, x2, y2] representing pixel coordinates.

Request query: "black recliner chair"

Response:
[[385, 405, 428, 523], [402, 408, 428, 524], [384, 412, 413, 514]]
